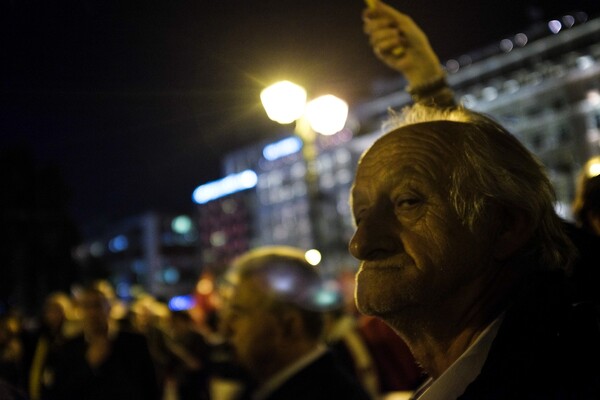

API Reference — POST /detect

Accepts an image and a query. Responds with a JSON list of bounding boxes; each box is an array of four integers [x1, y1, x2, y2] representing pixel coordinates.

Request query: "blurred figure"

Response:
[[569, 155, 600, 304], [0, 379, 27, 400], [46, 286, 159, 399], [573, 155, 600, 236], [220, 246, 372, 400], [23, 292, 73, 400], [0, 312, 24, 393], [324, 306, 380, 399], [163, 310, 211, 400], [129, 296, 172, 399]]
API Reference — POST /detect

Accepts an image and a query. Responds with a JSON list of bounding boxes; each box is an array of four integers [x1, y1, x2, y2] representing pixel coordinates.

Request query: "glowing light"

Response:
[[315, 289, 338, 307], [503, 79, 520, 94], [587, 158, 600, 178], [171, 215, 192, 234], [548, 20, 562, 34], [482, 86, 498, 102], [577, 55, 594, 70], [260, 81, 307, 124], [586, 90, 600, 106], [445, 59, 460, 73], [304, 249, 321, 266], [90, 241, 105, 257], [514, 33, 528, 47], [116, 282, 131, 298], [108, 235, 128, 253], [168, 295, 195, 311], [263, 136, 303, 161], [305, 95, 348, 136], [270, 273, 294, 293], [209, 231, 227, 247], [499, 39, 513, 53], [163, 267, 180, 284], [192, 170, 257, 204], [574, 12, 588, 23], [562, 15, 575, 28], [196, 278, 214, 295], [458, 54, 472, 67]]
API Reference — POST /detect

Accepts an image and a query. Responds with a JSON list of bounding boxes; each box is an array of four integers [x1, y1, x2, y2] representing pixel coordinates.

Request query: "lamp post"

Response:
[[260, 80, 348, 251]]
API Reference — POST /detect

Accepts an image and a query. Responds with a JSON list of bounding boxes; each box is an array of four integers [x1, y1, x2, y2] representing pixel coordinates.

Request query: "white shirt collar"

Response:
[[252, 344, 327, 400], [413, 314, 504, 400]]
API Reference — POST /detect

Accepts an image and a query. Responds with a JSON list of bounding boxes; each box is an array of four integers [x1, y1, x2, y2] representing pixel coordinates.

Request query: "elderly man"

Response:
[[349, 102, 600, 398], [220, 246, 372, 400]]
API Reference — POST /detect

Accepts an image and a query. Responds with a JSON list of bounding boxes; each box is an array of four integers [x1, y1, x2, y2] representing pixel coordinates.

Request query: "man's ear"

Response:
[[492, 206, 534, 261]]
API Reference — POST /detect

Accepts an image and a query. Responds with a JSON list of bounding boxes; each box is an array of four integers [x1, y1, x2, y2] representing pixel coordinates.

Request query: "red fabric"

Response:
[[357, 316, 426, 392]]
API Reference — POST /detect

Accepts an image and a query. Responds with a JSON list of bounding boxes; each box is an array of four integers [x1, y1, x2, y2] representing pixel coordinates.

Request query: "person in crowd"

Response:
[[362, 0, 600, 308], [220, 245, 373, 400], [323, 303, 380, 399], [163, 310, 211, 400], [0, 312, 25, 394], [573, 155, 600, 236], [568, 155, 600, 304], [0, 379, 27, 400], [348, 3, 600, 398], [46, 285, 159, 400], [22, 292, 74, 400], [349, 100, 600, 398]]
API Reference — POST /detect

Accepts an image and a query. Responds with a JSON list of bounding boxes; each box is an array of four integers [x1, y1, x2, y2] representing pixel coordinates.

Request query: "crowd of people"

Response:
[[0, 274, 424, 400], [0, 282, 207, 400], [2, 0, 600, 399]]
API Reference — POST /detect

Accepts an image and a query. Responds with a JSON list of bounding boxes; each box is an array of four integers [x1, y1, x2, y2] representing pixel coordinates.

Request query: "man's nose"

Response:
[[349, 204, 401, 260]]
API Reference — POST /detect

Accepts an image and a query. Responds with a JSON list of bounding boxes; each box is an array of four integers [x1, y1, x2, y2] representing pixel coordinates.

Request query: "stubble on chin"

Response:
[[354, 265, 420, 319]]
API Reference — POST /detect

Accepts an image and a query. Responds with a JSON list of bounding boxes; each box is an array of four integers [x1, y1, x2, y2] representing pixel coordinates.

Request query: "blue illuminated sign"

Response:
[[262, 136, 303, 161], [192, 169, 258, 204]]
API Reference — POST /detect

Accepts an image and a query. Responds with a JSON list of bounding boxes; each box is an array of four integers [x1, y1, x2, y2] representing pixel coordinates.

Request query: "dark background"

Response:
[[3, 0, 600, 237]]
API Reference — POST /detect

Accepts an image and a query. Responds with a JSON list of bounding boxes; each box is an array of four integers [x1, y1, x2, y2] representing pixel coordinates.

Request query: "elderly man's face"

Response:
[[349, 124, 496, 317]]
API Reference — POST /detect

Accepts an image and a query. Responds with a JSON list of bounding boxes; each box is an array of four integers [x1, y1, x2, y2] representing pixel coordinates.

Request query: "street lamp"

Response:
[[260, 80, 349, 251]]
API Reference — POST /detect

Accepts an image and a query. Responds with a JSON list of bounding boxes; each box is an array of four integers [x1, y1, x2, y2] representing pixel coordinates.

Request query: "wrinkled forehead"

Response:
[[360, 121, 467, 169]]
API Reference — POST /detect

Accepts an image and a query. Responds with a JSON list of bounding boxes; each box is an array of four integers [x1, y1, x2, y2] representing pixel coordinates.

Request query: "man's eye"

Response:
[[396, 198, 421, 208]]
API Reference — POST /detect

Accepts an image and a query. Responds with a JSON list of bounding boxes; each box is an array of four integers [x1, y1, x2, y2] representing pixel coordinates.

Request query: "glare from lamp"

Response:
[[305, 95, 348, 136], [260, 81, 307, 124]]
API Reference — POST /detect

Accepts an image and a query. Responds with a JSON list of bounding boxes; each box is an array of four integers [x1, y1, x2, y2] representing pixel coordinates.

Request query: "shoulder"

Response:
[[269, 351, 372, 400], [464, 272, 600, 398]]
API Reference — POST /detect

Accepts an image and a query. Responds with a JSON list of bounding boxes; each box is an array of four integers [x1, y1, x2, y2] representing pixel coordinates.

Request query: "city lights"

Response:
[[192, 169, 258, 204]]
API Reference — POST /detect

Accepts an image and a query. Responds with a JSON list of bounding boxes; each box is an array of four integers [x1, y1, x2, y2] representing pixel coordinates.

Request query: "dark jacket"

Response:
[[47, 329, 159, 400], [241, 350, 373, 400], [460, 271, 600, 399]]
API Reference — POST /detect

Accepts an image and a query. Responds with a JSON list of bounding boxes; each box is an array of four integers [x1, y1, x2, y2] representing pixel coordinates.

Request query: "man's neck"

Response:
[[386, 265, 523, 378]]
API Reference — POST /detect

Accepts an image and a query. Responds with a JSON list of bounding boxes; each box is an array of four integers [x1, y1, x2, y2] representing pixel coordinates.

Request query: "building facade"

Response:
[[76, 212, 201, 300]]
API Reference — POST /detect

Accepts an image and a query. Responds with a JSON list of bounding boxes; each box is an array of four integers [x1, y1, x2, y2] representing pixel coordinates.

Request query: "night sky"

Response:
[[3, 0, 600, 238]]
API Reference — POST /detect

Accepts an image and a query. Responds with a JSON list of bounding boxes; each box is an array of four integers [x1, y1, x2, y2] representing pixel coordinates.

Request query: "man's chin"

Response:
[[355, 295, 391, 317]]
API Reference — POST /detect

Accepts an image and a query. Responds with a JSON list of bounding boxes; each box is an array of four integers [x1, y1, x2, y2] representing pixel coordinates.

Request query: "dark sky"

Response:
[[2, 0, 599, 238]]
